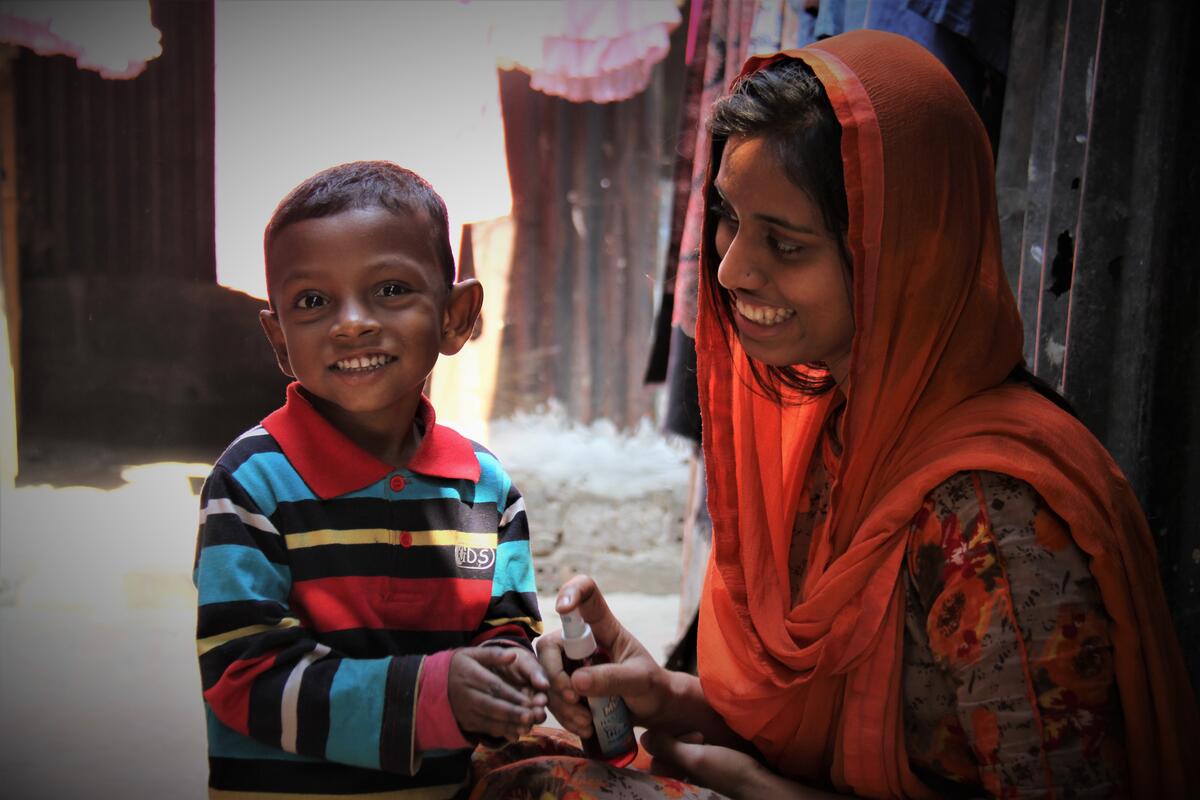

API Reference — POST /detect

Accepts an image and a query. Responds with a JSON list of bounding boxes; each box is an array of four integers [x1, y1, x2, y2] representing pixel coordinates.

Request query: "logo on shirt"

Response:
[[455, 545, 495, 570]]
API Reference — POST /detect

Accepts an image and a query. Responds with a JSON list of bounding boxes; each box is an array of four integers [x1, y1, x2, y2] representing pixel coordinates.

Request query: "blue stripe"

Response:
[[196, 544, 291, 605], [476, 452, 511, 499], [492, 540, 536, 596], [231, 452, 315, 517], [205, 706, 318, 762], [325, 657, 389, 769]]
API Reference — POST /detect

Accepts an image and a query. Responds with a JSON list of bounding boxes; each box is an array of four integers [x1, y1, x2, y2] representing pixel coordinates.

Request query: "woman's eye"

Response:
[[295, 293, 327, 310], [770, 236, 802, 256], [377, 283, 410, 298], [709, 201, 738, 225]]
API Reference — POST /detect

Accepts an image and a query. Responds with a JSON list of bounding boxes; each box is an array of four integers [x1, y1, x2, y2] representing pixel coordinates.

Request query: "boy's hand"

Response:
[[448, 647, 548, 741], [487, 646, 550, 701]]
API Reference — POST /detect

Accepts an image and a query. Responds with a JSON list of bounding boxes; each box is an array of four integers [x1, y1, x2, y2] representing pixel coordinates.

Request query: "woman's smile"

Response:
[[732, 294, 796, 327]]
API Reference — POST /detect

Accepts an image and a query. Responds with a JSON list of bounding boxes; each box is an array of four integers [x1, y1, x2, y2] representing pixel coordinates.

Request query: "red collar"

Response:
[[261, 382, 480, 498]]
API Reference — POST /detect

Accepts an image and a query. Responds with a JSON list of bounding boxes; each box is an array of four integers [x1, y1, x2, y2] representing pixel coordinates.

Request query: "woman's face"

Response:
[[712, 134, 854, 383]]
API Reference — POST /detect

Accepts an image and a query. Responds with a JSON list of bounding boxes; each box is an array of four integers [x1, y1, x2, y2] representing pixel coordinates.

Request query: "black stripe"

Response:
[[200, 468, 288, 562], [207, 751, 469, 792], [213, 430, 283, 473], [271, 497, 500, 536], [197, 599, 291, 639], [316, 628, 472, 658], [482, 591, 541, 628], [288, 542, 500, 582], [199, 516, 288, 562], [247, 644, 295, 750], [295, 654, 336, 758], [203, 466, 269, 507], [380, 655, 423, 775], [199, 626, 307, 692], [496, 510, 529, 546]]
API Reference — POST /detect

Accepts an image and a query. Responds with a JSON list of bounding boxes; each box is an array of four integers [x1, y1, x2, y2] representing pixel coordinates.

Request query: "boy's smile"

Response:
[[260, 206, 480, 463]]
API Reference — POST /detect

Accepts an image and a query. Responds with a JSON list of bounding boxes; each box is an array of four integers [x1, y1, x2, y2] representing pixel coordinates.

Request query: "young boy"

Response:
[[193, 161, 546, 798]]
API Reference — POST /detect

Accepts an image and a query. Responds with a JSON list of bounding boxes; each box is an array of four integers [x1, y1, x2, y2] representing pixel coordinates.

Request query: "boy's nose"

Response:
[[331, 301, 380, 338]]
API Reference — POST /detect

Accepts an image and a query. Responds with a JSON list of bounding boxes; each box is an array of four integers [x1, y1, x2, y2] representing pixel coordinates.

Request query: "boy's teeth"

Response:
[[336, 355, 390, 370], [735, 298, 795, 326]]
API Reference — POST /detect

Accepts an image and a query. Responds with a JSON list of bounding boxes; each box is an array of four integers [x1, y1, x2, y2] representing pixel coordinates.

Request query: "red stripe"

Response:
[[472, 624, 528, 646], [204, 653, 279, 735], [291, 576, 492, 633]]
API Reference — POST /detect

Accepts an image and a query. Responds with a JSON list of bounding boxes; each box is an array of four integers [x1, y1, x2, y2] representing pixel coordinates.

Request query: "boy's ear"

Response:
[[259, 308, 297, 378], [439, 279, 484, 356]]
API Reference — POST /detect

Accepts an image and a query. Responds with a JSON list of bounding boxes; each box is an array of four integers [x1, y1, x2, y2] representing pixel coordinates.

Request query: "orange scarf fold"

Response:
[[696, 30, 1198, 798]]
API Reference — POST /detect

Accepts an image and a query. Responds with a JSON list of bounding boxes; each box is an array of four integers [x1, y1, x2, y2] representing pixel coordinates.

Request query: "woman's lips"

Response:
[[734, 296, 796, 326]]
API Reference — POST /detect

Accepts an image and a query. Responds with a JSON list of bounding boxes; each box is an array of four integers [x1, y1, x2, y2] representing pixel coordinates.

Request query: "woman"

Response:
[[481, 30, 1198, 799]]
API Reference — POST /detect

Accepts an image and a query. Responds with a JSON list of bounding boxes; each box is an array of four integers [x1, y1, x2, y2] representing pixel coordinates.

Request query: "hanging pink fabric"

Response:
[[0, 0, 161, 80], [496, 0, 681, 104]]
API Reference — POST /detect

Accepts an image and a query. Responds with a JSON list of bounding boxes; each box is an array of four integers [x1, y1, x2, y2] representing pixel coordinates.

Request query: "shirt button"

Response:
[[399, 532, 413, 548], [389, 474, 406, 492]]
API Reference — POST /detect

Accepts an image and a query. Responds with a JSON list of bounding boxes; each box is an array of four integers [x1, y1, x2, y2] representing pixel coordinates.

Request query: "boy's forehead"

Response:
[[265, 207, 442, 284]]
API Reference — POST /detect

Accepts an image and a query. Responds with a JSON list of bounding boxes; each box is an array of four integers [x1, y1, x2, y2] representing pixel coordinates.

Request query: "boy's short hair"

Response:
[[264, 161, 456, 287]]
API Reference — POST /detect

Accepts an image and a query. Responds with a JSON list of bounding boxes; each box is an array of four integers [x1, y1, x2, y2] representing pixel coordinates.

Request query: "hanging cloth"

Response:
[[0, 0, 161, 79], [489, 0, 681, 104]]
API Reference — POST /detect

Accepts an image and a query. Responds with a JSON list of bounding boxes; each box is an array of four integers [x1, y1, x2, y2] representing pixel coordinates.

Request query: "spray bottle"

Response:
[[560, 610, 638, 767]]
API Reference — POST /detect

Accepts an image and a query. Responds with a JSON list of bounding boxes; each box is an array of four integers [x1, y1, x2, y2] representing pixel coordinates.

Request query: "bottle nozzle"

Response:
[[561, 610, 587, 640], [560, 610, 597, 660]]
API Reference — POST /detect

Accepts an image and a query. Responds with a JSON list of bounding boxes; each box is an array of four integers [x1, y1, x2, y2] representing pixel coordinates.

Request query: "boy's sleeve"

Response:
[[193, 467, 431, 775], [470, 477, 543, 648]]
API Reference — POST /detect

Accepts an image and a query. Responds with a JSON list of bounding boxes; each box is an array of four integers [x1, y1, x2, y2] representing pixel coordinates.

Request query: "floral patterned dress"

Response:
[[473, 456, 1127, 799], [898, 470, 1127, 797]]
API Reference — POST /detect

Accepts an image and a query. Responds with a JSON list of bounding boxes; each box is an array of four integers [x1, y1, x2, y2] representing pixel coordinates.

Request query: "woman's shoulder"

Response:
[[935, 468, 1051, 522], [909, 469, 1067, 550], [903, 469, 1086, 610]]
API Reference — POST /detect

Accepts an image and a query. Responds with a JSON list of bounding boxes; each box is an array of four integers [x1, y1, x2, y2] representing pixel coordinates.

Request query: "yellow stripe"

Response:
[[285, 529, 496, 550], [484, 616, 545, 635], [197, 618, 301, 656], [209, 783, 464, 800]]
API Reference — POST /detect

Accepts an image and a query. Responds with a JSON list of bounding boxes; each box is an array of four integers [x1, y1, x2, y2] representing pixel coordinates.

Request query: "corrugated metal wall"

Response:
[[493, 67, 669, 430], [15, 0, 214, 282], [997, 0, 1200, 685], [12, 0, 288, 471]]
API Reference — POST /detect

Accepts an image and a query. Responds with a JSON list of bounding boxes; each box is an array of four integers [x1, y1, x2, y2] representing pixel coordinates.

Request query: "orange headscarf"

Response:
[[696, 31, 1198, 797]]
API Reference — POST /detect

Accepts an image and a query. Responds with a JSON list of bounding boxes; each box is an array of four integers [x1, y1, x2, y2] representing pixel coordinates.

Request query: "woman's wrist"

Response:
[[655, 670, 702, 729], [656, 671, 745, 746]]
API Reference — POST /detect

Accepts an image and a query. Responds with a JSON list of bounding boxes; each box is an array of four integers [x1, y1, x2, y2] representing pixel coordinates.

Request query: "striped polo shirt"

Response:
[[193, 383, 541, 798]]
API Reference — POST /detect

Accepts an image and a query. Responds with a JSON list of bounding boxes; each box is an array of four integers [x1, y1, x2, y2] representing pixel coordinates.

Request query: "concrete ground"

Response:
[[0, 461, 683, 799]]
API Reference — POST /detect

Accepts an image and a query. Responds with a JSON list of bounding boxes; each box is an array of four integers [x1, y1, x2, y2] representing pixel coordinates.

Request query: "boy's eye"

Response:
[[377, 283, 410, 298], [295, 292, 327, 310]]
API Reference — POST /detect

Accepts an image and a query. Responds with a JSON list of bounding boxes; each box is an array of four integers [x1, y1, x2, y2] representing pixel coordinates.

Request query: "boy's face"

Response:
[[260, 207, 480, 430]]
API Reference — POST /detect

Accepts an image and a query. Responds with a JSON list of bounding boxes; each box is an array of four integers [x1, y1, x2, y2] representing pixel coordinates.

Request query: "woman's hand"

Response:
[[641, 730, 838, 800], [535, 575, 677, 737]]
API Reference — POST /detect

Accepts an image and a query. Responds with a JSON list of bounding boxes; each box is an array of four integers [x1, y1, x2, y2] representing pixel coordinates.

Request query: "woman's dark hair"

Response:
[[704, 57, 850, 402], [264, 160, 455, 287], [1008, 363, 1079, 417]]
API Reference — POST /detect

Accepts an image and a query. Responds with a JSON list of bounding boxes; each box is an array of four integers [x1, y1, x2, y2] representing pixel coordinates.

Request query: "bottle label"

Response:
[[586, 694, 636, 759]]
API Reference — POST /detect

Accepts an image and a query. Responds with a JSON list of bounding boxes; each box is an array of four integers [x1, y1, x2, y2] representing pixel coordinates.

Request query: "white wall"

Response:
[[214, 0, 513, 299]]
